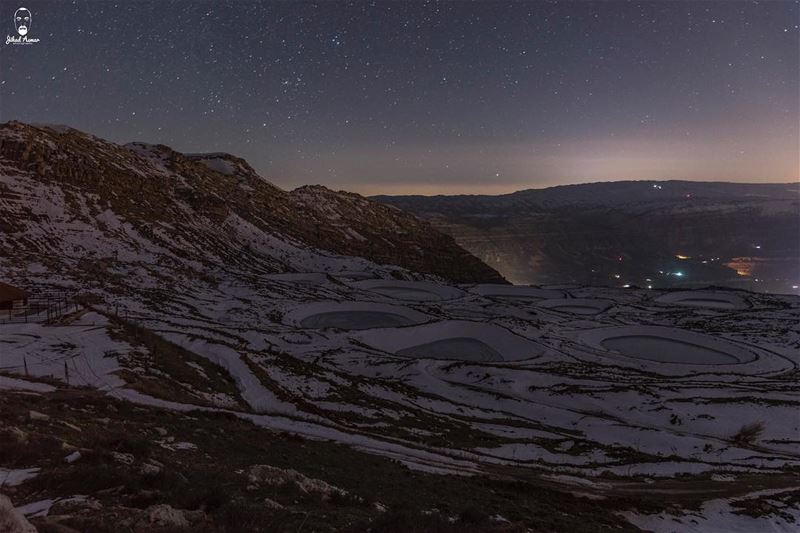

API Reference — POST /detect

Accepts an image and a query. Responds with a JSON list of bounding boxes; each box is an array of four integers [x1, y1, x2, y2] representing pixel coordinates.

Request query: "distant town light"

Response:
[[674, 271, 684, 277], [675, 254, 690, 260]]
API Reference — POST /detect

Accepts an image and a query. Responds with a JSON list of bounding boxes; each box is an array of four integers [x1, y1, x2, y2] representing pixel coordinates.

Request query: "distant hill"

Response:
[[374, 180, 798, 215], [374, 180, 800, 293]]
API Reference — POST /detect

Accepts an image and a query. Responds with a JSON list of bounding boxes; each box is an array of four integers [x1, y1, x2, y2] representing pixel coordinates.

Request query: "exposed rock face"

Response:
[[246, 464, 348, 501], [145, 504, 189, 528], [0, 494, 37, 533], [0, 121, 503, 284]]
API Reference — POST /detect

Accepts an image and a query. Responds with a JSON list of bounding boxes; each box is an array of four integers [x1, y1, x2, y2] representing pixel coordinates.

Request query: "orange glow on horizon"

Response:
[[725, 257, 758, 277]]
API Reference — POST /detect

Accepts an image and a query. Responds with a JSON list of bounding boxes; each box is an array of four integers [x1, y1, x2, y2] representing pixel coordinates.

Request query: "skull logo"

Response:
[[14, 7, 31, 36]]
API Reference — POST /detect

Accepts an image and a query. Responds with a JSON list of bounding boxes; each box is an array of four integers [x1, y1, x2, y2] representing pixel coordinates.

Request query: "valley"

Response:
[[375, 181, 800, 295]]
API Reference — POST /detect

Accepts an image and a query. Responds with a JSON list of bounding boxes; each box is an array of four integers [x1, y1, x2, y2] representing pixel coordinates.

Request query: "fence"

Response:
[[0, 290, 79, 324]]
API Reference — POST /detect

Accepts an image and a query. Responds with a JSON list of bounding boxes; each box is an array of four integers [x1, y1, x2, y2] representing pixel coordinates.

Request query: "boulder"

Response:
[[246, 464, 347, 501], [28, 410, 49, 422], [0, 494, 37, 533], [146, 504, 189, 528]]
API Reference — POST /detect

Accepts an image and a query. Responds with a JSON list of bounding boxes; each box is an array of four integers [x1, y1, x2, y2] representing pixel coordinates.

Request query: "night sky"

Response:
[[1, 1, 798, 194]]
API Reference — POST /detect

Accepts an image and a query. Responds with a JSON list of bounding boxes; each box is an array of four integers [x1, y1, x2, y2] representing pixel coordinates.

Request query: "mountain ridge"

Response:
[[0, 121, 504, 284], [373, 179, 799, 212]]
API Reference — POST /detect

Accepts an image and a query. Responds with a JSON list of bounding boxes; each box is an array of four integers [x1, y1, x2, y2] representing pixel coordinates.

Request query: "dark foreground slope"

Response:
[[1, 381, 641, 532]]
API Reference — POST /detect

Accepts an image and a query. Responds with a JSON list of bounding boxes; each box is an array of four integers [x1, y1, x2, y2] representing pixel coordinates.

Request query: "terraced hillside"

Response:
[[1, 122, 799, 532]]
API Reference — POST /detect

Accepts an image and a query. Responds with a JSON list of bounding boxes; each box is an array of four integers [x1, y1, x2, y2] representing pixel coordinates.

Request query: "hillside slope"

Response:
[[0, 121, 503, 284]]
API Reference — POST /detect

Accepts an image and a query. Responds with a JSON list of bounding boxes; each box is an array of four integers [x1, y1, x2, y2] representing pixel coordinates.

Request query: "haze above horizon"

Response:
[[1, 1, 797, 195]]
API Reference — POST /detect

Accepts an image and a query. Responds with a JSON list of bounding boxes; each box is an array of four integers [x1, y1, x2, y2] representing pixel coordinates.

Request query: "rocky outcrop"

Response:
[[246, 464, 348, 501], [0, 494, 37, 533]]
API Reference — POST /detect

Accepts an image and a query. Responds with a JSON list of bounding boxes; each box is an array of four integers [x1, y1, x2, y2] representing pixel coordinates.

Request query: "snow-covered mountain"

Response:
[[0, 121, 503, 288], [1, 121, 799, 532]]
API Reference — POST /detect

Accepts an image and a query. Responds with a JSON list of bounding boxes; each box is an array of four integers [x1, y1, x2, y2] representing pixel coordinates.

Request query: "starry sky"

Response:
[[1, 1, 798, 195]]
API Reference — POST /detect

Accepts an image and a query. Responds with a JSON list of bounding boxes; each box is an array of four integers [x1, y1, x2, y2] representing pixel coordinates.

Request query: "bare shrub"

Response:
[[731, 421, 765, 445]]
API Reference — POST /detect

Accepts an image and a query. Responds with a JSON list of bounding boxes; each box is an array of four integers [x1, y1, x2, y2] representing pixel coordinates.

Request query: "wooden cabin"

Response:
[[0, 282, 30, 317]]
